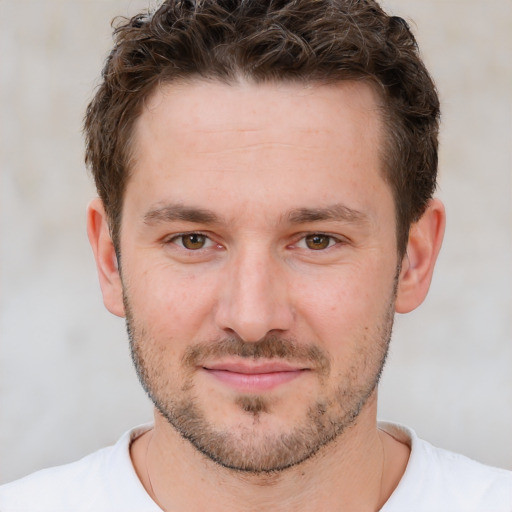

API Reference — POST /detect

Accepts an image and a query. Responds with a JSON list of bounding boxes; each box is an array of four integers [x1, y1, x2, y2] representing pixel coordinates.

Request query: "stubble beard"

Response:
[[124, 289, 395, 474]]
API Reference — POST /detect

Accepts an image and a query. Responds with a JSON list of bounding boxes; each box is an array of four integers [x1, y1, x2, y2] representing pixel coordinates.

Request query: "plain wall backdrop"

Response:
[[0, 0, 511, 483]]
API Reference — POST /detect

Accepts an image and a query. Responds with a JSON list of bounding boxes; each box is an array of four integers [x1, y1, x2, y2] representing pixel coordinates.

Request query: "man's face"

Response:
[[119, 80, 400, 472]]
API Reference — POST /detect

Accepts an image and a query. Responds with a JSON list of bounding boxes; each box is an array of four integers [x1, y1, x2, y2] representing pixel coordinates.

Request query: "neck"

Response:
[[131, 397, 409, 511]]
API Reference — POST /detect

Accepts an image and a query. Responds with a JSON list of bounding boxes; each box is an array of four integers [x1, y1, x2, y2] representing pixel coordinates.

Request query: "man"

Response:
[[1, 0, 510, 510]]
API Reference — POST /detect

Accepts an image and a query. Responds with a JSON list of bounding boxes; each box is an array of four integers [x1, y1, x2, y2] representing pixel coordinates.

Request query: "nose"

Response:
[[214, 245, 294, 342]]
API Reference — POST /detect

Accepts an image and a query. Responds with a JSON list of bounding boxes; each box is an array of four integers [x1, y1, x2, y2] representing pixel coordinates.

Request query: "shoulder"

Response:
[[0, 425, 158, 512], [379, 422, 512, 512], [0, 446, 115, 511]]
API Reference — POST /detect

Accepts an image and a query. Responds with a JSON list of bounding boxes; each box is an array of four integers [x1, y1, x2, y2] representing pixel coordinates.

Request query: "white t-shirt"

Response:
[[0, 422, 510, 511]]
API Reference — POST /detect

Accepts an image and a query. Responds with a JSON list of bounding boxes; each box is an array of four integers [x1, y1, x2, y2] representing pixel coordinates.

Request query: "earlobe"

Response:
[[395, 198, 446, 314], [86, 198, 126, 318]]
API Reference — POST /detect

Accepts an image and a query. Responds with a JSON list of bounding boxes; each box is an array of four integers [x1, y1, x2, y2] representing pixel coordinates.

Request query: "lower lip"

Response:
[[204, 369, 305, 392]]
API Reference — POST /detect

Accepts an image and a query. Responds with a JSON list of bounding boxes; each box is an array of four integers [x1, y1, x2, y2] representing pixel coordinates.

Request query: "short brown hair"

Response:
[[84, 0, 440, 255]]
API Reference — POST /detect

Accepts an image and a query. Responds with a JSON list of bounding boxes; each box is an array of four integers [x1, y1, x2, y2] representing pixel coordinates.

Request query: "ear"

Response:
[[86, 198, 125, 317], [395, 198, 446, 313]]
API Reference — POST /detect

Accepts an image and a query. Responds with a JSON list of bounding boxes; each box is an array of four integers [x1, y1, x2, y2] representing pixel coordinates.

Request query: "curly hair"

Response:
[[84, 0, 440, 255]]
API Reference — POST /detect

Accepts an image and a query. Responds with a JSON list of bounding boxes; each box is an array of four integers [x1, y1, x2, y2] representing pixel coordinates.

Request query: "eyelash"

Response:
[[164, 232, 345, 252], [294, 233, 343, 251], [165, 232, 217, 250]]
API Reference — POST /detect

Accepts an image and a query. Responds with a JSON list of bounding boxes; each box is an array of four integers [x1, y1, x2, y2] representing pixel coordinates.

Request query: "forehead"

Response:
[[126, 79, 390, 224], [136, 78, 383, 153]]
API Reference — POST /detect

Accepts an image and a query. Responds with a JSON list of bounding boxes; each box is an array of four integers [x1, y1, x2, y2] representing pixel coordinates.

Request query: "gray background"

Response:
[[1, 0, 511, 483]]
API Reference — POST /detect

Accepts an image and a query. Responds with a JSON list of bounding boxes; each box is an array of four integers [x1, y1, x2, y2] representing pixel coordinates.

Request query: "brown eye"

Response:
[[305, 234, 332, 250], [181, 233, 207, 250]]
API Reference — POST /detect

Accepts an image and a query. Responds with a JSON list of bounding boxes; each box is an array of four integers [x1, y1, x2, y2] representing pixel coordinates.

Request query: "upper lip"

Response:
[[202, 360, 307, 374]]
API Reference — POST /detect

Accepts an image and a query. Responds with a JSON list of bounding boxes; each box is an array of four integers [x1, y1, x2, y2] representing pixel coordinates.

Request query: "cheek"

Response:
[[125, 264, 219, 339], [293, 262, 395, 341]]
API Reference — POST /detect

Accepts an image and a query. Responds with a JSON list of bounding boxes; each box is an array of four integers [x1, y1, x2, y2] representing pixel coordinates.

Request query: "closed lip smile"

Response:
[[201, 360, 309, 391]]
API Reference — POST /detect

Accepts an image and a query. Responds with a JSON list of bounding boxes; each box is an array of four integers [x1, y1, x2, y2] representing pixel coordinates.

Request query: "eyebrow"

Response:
[[286, 204, 369, 225], [143, 202, 369, 227], [144, 204, 220, 225]]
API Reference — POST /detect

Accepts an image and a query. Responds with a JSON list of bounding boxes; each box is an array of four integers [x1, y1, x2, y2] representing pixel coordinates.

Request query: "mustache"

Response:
[[182, 334, 331, 375]]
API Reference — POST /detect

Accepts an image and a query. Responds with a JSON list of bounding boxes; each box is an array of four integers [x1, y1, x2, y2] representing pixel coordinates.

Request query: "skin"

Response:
[[88, 79, 445, 511]]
